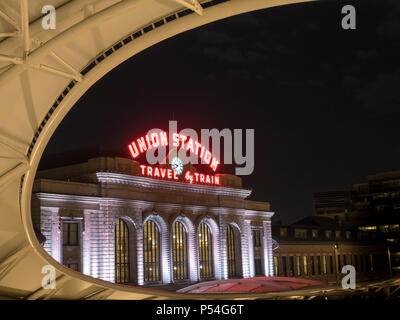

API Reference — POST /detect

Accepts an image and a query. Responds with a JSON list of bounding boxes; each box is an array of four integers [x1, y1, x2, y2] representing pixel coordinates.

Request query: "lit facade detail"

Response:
[[226, 224, 237, 277], [115, 218, 130, 283], [198, 222, 213, 279], [31, 157, 274, 285], [128, 131, 219, 172], [172, 221, 188, 280], [143, 220, 161, 282]]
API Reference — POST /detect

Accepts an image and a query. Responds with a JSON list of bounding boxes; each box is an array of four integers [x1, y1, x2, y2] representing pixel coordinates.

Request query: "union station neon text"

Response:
[[128, 131, 220, 171]]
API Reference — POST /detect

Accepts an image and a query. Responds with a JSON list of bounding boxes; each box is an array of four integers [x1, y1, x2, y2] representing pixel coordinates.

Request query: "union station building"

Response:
[[31, 156, 274, 285]]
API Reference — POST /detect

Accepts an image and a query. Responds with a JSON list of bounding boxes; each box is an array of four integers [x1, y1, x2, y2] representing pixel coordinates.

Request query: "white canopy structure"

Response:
[[0, 0, 315, 299]]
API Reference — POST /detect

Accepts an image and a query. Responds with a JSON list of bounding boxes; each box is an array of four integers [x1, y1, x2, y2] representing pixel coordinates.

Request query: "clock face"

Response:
[[171, 157, 183, 175]]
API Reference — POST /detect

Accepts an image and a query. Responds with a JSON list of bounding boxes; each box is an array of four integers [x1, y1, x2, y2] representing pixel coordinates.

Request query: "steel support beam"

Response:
[[0, 9, 19, 30], [20, 0, 31, 57], [173, 0, 203, 15], [0, 245, 30, 281]]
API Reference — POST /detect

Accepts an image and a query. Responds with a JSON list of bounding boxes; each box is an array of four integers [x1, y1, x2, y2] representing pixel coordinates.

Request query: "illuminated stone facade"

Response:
[[31, 157, 274, 285]]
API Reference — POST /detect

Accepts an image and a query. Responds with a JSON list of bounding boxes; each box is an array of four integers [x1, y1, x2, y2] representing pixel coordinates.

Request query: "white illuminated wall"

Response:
[[34, 189, 274, 285]]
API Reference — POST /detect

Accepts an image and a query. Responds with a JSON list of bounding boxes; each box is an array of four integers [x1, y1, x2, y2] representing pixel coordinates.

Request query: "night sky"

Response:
[[42, 0, 400, 224]]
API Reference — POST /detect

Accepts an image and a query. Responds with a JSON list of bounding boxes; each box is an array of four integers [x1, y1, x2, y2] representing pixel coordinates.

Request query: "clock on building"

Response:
[[171, 157, 183, 175]]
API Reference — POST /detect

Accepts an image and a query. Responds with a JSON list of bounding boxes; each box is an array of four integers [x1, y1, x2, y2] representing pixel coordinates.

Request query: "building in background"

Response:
[[31, 156, 274, 286], [313, 171, 400, 275], [272, 216, 391, 284]]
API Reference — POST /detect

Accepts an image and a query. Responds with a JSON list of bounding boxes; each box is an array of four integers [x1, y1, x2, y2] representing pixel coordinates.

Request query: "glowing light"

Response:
[[139, 164, 219, 186], [128, 130, 219, 171]]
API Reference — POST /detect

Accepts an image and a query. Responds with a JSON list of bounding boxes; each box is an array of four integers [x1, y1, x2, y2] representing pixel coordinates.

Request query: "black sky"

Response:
[[42, 0, 400, 223]]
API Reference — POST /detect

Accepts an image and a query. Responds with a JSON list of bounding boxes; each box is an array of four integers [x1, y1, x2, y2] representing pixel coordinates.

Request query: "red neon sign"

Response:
[[139, 165, 179, 180], [128, 131, 219, 172], [139, 164, 220, 186]]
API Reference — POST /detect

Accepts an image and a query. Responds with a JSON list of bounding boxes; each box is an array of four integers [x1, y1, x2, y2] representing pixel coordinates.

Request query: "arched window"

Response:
[[198, 222, 213, 279], [226, 224, 237, 277], [172, 221, 188, 280], [143, 220, 161, 282], [115, 219, 129, 283]]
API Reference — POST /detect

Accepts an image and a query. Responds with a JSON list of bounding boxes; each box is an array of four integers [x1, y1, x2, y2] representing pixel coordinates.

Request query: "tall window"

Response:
[[303, 256, 308, 276], [62, 222, 81, 272], [289, 256, 295, 276], [252, 229, 263, 276], [296, 256, 301, 276], [282, 256, 287, 276], [329, 255, 334, 274], [172, 221, 188, 280], [360, 254, 365, 272], [115, 219, 129, 284], [316, 256, 321, 274], [310, 256, 315, 275], [198, 223, 213, 279], [274, 256, 279, 276], [144, 220, 161, 282], [354, 254, 358, 271], [226, 225, 237, 277], [63, 222, 79, 246]]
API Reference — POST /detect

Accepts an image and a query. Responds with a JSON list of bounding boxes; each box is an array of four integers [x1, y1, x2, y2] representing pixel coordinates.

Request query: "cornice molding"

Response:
[[95, 172, 252, 199]]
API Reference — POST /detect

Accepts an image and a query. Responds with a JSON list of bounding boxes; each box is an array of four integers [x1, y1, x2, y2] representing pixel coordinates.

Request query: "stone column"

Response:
[[238, 216, 250, 279], [135, 209, 144, 285], [263, 220, 274, 276], [246, 220, 255, 278], [160, 219, 171, 284], [186, 219, 198, 282], [40, 207, 61, 262], [90, 201, 115, 282], [218, 214, 228, 279], [82, 209, 93, 276]]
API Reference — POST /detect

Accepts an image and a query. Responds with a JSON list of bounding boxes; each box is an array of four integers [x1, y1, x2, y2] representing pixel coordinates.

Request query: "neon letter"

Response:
[[194, 141, 201, 155], [210, 157, 219, 171], [151, 133, 160, 147], [145, 135, 152, 149], [204, 150, 212, 164], [160, 132, 168, 146], [179, 134, 187, 148], [137, 137, 147, 153], [186, 138, 195, 153], [160, 168, 166, 178], [128, 143, 139, 158], [172, 133, 180, 147]]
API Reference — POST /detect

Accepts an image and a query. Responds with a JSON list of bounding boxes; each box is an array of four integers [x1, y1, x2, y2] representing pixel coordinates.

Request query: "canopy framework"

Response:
[[0, 0, 318, 300]]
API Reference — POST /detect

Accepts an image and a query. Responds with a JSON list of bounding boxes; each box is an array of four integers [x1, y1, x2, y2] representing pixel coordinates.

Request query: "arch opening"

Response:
[[198, 222, 214, 279], [172, 221, 189, 281], [143, 219, 162, 283], [226, 224, 242, 278], [0, 0, 315, 299], [115, 218, 130, 284]]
